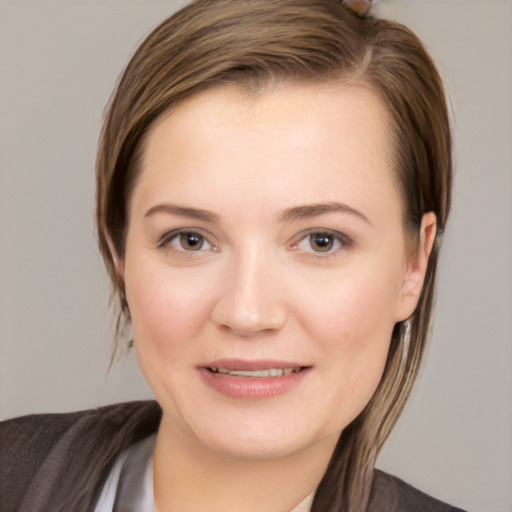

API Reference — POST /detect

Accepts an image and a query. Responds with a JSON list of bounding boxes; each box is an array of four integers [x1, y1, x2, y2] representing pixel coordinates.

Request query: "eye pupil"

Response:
[[310, 233, 333, 252], [180, 232, 203, 251]]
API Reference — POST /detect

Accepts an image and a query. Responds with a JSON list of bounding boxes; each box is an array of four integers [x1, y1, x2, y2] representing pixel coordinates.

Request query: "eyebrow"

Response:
[[144, 201, 371, 226], [278, 202, 372, 226], [144, 203, 220, 222]]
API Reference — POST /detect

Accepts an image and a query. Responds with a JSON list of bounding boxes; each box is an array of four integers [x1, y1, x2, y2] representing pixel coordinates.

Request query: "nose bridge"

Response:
[[212, 241, 286, 336]]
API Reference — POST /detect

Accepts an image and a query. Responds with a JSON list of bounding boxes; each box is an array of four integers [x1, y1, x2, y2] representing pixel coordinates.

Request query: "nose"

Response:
[[211, 248, 287, 337]]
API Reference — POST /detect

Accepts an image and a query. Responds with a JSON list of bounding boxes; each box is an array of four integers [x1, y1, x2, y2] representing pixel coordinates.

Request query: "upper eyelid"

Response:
[[156, 227, 352, 252], [158, 227, 216, 247], [290, 229, 353, 256], [292, 228, 352, 244]]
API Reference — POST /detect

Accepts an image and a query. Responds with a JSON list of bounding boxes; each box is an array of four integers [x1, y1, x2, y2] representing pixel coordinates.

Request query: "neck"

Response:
[[152, 414, 338, 512]]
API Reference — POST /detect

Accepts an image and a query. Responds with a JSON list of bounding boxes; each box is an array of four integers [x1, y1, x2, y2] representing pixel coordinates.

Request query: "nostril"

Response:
[[210, 264, 287, 335], [213, 315, 286, 338]]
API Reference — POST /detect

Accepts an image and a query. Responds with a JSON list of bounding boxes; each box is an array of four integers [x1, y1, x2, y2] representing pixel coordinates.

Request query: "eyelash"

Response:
[[158, 228, 352, 258], [291, 229, 352, 257], [158, 229, 216, 255]]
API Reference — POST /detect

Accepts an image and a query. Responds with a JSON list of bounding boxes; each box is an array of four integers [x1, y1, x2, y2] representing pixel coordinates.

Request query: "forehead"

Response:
[[143, 80, 392, 153], [132, 81, 401, 223]]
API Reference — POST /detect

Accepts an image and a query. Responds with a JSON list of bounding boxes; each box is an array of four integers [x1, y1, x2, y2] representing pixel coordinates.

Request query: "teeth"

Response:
[[211, 367, 302, 378]]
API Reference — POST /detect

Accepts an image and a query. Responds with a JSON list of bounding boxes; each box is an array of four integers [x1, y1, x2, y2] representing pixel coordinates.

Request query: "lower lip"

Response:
[[198, 368, 311, 399]]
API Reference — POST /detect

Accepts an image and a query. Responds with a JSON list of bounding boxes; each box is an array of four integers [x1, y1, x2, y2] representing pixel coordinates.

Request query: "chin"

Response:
[[179, 403, 344, 462], [195, 427, 317, 461]]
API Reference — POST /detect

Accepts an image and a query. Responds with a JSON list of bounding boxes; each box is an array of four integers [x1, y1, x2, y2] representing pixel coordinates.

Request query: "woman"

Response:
[[1, 0, 466, 511]]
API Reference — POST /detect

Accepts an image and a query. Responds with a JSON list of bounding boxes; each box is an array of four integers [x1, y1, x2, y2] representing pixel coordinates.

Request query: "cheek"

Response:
[[298, 262, 401, 344], [125, 262, 216, 361], [295, 263, 402, 406], [125, 261, 224, 417]]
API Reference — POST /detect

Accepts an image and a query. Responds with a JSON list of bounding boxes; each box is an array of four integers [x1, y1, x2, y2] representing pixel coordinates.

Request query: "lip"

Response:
[[198, 359, 311, 400], [202, 358, 306, 371]]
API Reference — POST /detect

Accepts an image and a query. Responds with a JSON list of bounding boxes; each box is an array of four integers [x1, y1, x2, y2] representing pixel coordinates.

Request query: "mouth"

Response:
[[199, 360, 311, 399], [206, 367, 306, 378]]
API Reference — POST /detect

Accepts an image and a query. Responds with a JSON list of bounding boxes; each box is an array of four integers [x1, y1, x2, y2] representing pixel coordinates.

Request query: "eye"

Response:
[[308, 233, 337, 252], [161, 230, 214, 252], [293, 230, 350, 254]]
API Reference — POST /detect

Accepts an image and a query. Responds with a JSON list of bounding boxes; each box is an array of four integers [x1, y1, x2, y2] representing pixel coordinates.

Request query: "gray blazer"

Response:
[[0, 401, 466, 512]]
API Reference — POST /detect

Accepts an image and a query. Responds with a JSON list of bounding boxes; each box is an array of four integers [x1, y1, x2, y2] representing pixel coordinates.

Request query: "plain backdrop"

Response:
[[0, 1, 511, 511]]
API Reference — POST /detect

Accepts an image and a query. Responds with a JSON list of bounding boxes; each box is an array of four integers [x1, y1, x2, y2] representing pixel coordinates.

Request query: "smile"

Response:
[[208, 367, 304, 378], [200, 362, 311, 399]]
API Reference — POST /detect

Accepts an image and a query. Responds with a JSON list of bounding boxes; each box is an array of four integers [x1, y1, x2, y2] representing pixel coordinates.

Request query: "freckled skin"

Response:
[[121, 82, 435, 511]]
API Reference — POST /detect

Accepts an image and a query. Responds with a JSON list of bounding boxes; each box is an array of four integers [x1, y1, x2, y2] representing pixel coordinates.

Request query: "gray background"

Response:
[[0, 1, 511, 511]]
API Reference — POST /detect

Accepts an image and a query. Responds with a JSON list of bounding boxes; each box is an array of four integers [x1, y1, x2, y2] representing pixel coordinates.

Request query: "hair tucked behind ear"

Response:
[[96, 1, 452, 510]]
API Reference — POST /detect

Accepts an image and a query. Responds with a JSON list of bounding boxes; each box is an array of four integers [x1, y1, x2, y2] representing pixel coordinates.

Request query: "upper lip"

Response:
[[200, 359, 309, 371]]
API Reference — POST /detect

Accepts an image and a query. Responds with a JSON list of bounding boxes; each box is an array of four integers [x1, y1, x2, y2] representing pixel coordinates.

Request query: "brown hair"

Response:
[[96, 1, 452, 510]]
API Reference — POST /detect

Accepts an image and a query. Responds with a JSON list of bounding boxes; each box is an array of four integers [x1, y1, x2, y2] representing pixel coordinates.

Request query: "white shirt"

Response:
[[94, 434, 156, 512]]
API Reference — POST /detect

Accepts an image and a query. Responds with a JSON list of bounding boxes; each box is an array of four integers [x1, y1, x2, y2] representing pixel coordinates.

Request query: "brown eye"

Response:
[[160, 229, 215, 254], [179, 232, 205, 251], [309, 233, 334, 252], [293, 230, 349, 255]]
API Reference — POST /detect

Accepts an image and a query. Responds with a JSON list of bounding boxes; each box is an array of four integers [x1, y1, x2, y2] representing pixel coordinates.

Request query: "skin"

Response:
[[119, 82, 436, 512]]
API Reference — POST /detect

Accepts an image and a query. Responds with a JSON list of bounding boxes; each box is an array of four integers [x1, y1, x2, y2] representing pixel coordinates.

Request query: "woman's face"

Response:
[[122, 82, 433, 460]]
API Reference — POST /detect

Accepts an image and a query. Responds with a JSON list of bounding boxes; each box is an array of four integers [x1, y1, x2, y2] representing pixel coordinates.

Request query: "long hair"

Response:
[[96, 1, 452, 510]]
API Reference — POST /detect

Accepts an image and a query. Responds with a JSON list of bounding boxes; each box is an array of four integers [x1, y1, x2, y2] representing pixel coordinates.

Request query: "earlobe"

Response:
[[396, 212, 437, 321]]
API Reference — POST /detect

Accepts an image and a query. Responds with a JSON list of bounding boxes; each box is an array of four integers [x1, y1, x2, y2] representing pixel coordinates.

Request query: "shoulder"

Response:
[[0, 401, 160, 469], [1, 407, 87, 511], [0, 401, 161, 512], [369, 469, 467, 512]]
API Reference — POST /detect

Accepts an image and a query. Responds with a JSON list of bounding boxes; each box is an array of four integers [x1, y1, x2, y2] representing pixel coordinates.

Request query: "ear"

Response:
[[395, 212, 437, 322]]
